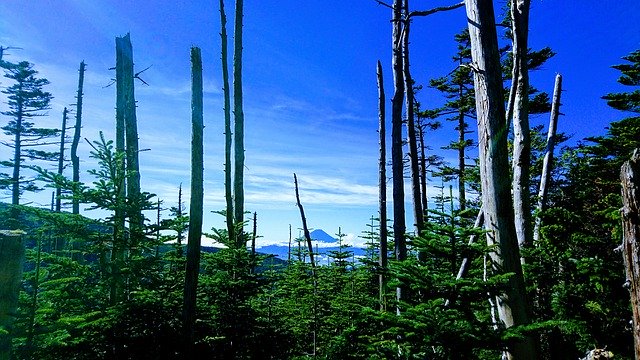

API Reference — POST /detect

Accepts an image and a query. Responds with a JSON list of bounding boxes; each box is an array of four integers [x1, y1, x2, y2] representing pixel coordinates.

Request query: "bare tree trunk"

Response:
[[533, 74, 562, 243], [391, 0, 407, 308], [219, 0, 235, 244], [233, 0, 246, 249], [402, 0, 424, 235], [182, 47, 204, 354], [417, 118, 429, 214], [11, 99, 22, 205], [621, 149, 640, 360], [457, 82, 467, 211], [56, 108, 68, 212], [510, 0, 533, 252], [377, 60, 388, 311], [294, 173, 316, 270], [288, 224, 292, 262], [251, 211, 257, 257], [0, 230, 25, 360], [464, 0, 536, 358], [70, 61, 85, 215]]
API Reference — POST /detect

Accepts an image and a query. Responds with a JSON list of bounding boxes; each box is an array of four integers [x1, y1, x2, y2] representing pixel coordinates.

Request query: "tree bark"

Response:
[[233, 0, 245, 248], [510, 0, 533, 251], [55, 107, 68, 212], [463, 0, 537, 358], [0, 230, 25, 360], [219, 0, 235, 245], [182, 47, 204, 353], [533, 73, 562, 243], [377, 60, 388, 311], [402, 0, 424, 236], [70, 61, 85, 215], [11, 87, 22, 206], [294, 173, 315, 270], [621, 149, 640, 359]]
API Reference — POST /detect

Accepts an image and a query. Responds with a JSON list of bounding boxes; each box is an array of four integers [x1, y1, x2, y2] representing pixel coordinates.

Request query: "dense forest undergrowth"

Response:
[[0, 0, 639, 359]]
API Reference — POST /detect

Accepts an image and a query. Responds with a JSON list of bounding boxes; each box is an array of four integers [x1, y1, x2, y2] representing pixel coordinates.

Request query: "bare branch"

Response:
[[373, 0, 393, 9], [409, 1, 464, 18]]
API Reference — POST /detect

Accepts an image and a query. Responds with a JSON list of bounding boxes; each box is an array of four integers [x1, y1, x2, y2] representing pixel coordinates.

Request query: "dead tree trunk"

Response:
[[510, 0, 533, 252], [463, 0, 537, 358], [621, 149, 640, 359], [219, 0, 235, 244], [182, 47, 204, 354], [70, 61, 85, 215], [377, 60, 388, 311], [55, 107, 68, 212], [294, 173, 316, 271], [402, 0, 424, 236], [533, 73, 562, 243], [233, 0, 245, 248]]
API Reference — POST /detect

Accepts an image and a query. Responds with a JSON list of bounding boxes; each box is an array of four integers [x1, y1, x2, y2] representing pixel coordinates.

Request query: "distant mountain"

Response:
[[309, 229, 336, 243]]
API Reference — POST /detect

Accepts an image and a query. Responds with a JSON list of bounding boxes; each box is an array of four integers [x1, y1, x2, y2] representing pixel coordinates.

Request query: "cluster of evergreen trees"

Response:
[[0, 0, 639, 359]]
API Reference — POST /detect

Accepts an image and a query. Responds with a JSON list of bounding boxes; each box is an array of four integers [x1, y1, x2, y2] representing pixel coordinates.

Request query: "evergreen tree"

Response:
[[1, 60, 56, 205]]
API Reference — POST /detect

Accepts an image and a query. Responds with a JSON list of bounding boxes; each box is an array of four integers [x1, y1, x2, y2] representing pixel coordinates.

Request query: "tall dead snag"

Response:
[[510, 0, 533, 251], [70, 61, 85, 215], [233, 0, 246, 248], [293, 173, 316, 271], [533, 74, 562, 243], [402, 0, 424, 236], [0, 229, 26, 360], [55, 107, 68, 212], [219, 0, 235, 244], [621, 150, 640, 359], [182, 47, 204, 352], [463, 0, 537, 358], [377, 60, 388, 311]]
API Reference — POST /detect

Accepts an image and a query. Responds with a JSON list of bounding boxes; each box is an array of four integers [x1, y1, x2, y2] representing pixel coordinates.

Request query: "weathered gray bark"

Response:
[[402, 0, 424, 235], [533, 74, 562, 243], [457, 82, 467, 211], [11, 90, 22, 206], [182, 47, 204, 352], [464, 0, 537, 358], [55, 107, 68, 212], [294, 173, 315, 270], [219, 0, 235, 244], [377, 60, 388, 311], [233, 0, 245, 248], [510, 0, 533, 251], [621, 149, 640, 360], [0, 230, 26, 360], [70, 61, 85, 215]]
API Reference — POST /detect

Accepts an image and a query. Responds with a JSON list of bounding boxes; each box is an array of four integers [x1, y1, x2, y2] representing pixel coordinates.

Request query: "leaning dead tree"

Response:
[[463, 0, 537, 358], [533, 73, 562, 243], [620, 149, 640, 359], [293, 173, 316, 271]]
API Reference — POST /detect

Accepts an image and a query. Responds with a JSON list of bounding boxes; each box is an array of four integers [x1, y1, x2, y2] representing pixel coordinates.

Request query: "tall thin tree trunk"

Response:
[[533, 74, 562, 243], [510, 0, 532, 251], [377, 60, 388, 311], [391, 0, 407, 307], [55, 108, 68, 212], [182, 47, 204, 354], [177, 184, 184, 258], [457, 80, 467, 211], [621, 149, 640, 360], [288, 224, 292, 262], [0, 230, 25, 360], [251, 211, 257, 257], [11, 93, 23, 205], [417, 118, 429, 214], [233, 0, 245, 249], [26, 235, 42, 352], [70, 61, 85, 215], [220, 0, 235, 244], [294, 173, 316, 270], [402, 0, 424, 235], [463, 0, 536, 358]]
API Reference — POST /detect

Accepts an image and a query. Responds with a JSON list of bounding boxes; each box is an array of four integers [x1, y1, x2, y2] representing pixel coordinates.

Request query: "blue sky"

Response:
[[0, 0, 638, 249]]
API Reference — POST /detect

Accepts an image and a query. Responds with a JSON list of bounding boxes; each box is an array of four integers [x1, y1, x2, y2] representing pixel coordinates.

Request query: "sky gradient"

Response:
[[0, 0, 638, 248]]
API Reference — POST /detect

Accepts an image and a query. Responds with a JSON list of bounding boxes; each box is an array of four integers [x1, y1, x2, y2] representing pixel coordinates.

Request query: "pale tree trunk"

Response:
[[294, 173, 316, 271], [510, 0, 533, 251], [463, 0, 537, 358], [391, 0, 407, 307], [182, 47, 204, 354], [11, 93, 22, 205], [55, 107, 68, 212], [377, 60, 388, 311], [533, 74, 562, 243], [0, 230, 26, 360], [219, 0, 235, 244], [70, 61, 85, 215], [402, 0, 424, 235], [233, 0, 245, 248], [621, 149, 640, 360]]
